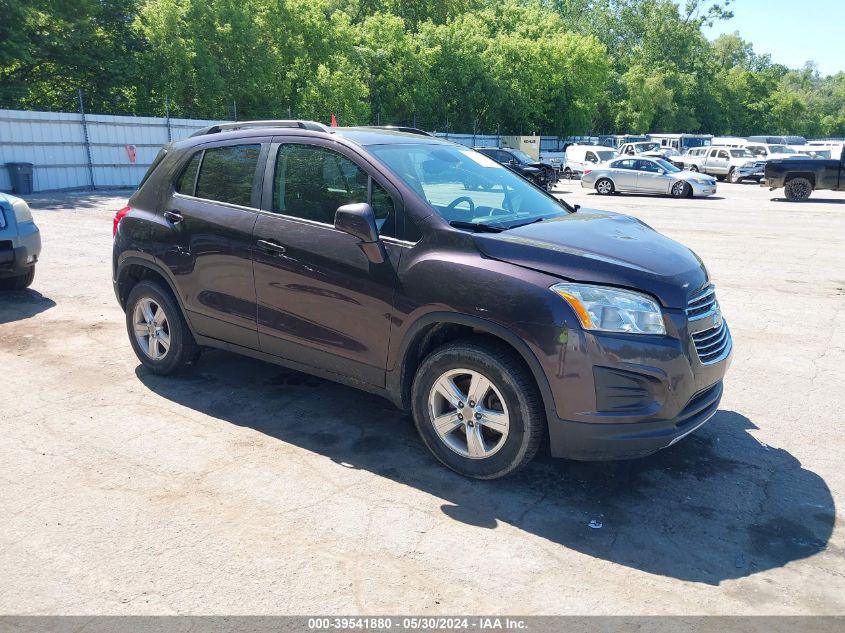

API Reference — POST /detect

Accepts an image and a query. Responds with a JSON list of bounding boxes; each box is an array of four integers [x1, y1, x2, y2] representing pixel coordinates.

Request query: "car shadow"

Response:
[[23, 189, 135, 210], [0, 288, 56, 324], [135, 350, 835, 586], [771, 197, 845, 204]]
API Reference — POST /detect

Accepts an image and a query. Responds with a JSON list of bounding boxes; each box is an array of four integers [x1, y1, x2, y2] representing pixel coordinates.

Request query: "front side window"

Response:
[[718, 150, 729, 159], [586, 152, 598, 163], [730, 149, 754, 158], [195, 144, 260, 207], [637, 159, 660, 172], [273, 144, 396, 236], [369, 143, 568, 230]]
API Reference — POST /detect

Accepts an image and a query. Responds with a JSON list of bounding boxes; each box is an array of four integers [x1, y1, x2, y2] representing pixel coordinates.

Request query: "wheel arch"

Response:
[[391, 313, 555, 421], [116, 256, 187, 319], [785, 172, 816, 187]]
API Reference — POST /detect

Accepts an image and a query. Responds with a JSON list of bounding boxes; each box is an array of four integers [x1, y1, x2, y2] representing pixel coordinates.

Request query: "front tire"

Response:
[[0, 265, 35, 290], [688, 165, 699, 172], [411, 339, 545, 479], [728, 168, 742, 183], [125, 280, 199, 375], [671, 180, 691, 198], [784, 177, 813, 201], [564, 167, 572, 180], [595, 178, 614, 195]]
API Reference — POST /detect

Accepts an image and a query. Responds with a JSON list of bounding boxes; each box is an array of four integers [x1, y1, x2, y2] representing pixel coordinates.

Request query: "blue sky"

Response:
[[700, 0, 845, 76]]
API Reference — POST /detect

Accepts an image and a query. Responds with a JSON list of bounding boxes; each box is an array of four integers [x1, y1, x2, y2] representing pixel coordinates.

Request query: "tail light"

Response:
[[584, 169, 592, 175], [113, 205, 130, 237]]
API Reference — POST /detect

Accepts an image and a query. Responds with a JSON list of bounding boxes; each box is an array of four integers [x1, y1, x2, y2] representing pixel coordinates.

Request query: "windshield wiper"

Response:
[[505, 217, 545, 230], [448, 220, 504, 233]]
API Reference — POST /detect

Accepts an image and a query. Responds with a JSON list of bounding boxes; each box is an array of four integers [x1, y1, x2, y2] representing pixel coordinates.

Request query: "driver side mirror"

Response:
[[335, 203, 386, 264]]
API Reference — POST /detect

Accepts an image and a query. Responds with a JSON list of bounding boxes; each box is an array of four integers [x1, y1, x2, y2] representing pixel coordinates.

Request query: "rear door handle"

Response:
[[256, 239, 286, 255], [164, 210, 184, 224]]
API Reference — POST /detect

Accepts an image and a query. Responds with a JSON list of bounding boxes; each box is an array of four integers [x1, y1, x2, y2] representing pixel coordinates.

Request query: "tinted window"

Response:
[[274, 144, 395, 236], [585, 152, 598, 163], [195, 144, 260, 207], [718, 150, 729, 159], [175, 152, 201, 195]]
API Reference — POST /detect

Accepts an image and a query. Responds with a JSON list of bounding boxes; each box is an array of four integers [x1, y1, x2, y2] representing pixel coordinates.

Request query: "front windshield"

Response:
[[369, 143, 569, 229], [785, 136, 807, 145], [730, 149, 754, 158], [596, 150, 617, 161], [509, 149, 535, 164], [654, 158, 681, 173], [769, 145, 792, 154], [635, 142, 660, 152]]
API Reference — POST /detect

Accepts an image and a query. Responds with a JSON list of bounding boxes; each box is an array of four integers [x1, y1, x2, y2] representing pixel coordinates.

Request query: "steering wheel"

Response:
[[445, 196, 476, 215]]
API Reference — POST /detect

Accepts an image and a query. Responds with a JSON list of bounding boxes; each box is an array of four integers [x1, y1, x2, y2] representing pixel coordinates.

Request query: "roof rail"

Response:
[[189, 120, 330, 138], [362, 125, 432, 137]]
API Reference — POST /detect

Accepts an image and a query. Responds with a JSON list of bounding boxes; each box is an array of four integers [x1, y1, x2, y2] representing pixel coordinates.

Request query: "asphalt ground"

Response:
[[1, 180, 843, 614]]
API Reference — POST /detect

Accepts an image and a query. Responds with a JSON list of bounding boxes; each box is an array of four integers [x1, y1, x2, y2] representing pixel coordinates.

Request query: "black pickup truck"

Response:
[[764, 154, 844, 201]]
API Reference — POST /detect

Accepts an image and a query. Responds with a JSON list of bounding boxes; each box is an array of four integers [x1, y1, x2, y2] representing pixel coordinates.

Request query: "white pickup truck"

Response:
[[681, 146, 767, 183]]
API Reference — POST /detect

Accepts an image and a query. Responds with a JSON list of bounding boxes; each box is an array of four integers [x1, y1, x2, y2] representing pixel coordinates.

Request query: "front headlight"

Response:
[[551, 283, 666, 335], [11, 198, 34, 223]]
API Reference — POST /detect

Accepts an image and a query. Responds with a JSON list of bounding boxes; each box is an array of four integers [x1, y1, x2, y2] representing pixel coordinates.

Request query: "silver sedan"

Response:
[[581, 157, 717, 198]]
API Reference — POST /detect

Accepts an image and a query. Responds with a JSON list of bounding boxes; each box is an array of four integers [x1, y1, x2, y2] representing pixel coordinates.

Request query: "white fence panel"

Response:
[[0, 109, 226, 192]]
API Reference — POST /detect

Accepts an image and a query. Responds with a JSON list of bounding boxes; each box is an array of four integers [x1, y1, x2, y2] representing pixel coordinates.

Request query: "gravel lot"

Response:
[[1, 181, 844, 615]]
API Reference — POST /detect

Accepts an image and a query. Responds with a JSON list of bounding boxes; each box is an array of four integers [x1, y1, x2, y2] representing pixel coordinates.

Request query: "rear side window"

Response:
[[175, 152, 201, 195], [195, 144, 260, 207]]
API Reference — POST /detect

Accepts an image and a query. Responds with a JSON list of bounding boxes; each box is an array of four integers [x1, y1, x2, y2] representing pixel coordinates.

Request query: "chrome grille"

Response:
[[686, 285, 717, 320], [691, 321, 730, 364]]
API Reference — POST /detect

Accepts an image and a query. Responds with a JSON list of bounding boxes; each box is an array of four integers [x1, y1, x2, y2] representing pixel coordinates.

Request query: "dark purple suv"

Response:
[[113, 121, 732, 479]]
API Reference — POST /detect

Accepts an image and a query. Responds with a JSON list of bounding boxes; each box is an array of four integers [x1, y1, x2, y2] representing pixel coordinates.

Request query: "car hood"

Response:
[[673, 170, 715, 180], [472, 209, 708, 308]]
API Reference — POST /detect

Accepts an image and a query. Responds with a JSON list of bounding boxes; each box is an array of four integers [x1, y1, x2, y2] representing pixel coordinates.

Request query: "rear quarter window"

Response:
[[175, 152, 201, 195]]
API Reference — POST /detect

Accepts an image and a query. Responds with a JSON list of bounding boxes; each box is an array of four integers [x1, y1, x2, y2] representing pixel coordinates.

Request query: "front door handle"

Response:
[[164, 210, 184, 224], [256, 239, 286, 255]]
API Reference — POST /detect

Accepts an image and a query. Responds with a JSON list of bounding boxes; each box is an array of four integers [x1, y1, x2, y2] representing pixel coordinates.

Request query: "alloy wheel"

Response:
[[596, 179, 612, 194], [132, 297, 171, 361], [428, 368, 510, 459]]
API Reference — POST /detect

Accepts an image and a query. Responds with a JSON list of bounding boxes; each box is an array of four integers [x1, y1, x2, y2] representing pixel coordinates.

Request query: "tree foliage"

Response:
[[1, 0, 844, 136]]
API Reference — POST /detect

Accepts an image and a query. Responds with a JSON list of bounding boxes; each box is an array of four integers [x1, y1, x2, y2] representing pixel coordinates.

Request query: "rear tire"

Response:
[[784, 177, 813, 201], [0, 265, 35, 290], [595, 178, 614, 195], [411, 339, 545, 479], [125, 280, 199, 375]]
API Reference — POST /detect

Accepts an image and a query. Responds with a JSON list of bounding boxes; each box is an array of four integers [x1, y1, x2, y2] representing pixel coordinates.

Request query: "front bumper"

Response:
[[688, 180, 718, 197], [515, 311, 732, 460], [0, 224, 41, 278]]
